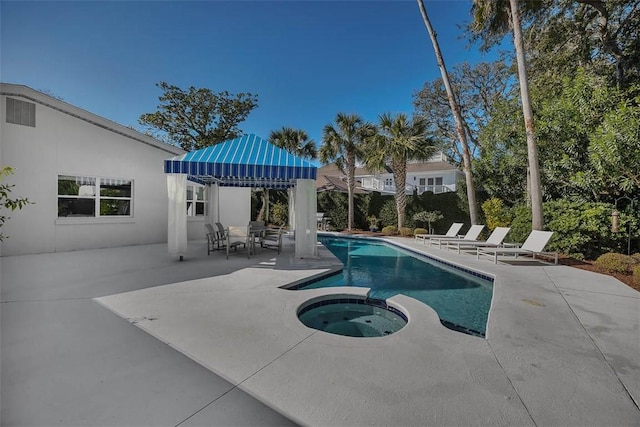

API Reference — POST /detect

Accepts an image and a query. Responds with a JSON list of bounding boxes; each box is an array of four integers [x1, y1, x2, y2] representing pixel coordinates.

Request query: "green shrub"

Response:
[[594, 253, 637, 273], [381, 225, 397, 235], [270, 201, 288, 225], [508, 198, 636, 259], [414, 227, 427, 235], [399, 227, 412, 237], [633, 265, 640, 285], [378, 200, 398, 228], [481, 198, 511, 231]]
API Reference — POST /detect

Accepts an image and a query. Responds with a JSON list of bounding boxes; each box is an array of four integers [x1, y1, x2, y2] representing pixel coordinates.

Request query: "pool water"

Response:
[[299, 236, 493, 336], [298, 298, 407, 338]]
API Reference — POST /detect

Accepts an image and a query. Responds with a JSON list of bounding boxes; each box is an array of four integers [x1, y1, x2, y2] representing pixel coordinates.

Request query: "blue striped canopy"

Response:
[[164, 134, 317, 189]]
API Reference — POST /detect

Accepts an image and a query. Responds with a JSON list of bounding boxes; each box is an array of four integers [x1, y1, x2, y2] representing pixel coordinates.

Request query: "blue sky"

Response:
[[1, 0, 496, 147]]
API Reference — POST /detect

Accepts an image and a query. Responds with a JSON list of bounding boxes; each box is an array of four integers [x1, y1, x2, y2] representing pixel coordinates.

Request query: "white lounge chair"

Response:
[[476, 230, 557, 264], [446, 227, 511, 253], [430, 224, 485, 248], [414, 222, 463, 244]]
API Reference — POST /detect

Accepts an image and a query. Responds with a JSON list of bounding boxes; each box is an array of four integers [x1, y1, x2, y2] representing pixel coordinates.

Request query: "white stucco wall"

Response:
[[218, 187, 251, 229], [185, 186, 251, 240], [0, 87, 184, 256]]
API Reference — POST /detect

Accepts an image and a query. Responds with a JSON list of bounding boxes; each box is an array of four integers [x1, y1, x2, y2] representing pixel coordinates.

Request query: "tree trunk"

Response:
[[417, 0, 479, 225], [257, 188, 270, 223], [393, 160, 408, 229], [510, 0, 544, 230], [346, 151, 356, 231]]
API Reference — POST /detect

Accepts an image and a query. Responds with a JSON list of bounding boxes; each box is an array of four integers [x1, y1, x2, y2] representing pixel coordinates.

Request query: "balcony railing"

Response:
[[359, 180, 455, 195]]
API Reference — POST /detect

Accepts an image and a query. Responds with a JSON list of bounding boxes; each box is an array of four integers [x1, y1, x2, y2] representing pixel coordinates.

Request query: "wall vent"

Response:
[[6, 97, 36, 127]]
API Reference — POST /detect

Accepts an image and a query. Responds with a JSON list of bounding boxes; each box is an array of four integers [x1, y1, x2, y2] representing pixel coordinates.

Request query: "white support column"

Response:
[[207, 183, 219, 226], [167, 173, 188, 259], [288, 187, 296, 232], [294, 179, 317, 258]]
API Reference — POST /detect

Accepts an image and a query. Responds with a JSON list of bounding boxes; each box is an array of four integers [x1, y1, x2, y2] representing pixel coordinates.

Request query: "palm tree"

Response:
[[365, 113, 436, 229], [269, 127, 317, 159], [470, 0, 544, 230], [261, 128, 317, 222], [319, 113, 375, 231], [417, 0, 479, 225]]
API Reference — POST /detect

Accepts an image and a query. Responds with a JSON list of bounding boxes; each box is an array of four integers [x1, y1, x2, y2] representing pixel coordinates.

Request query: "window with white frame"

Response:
[[186, 184, 207, 216], [58, 175, 132, 217], [419, 178, 426, 186], [427, 177, 443, 187], [384, 178, 394, 187]]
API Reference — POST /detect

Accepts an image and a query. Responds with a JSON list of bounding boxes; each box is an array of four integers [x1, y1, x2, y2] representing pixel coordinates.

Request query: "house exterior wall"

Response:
[[219, 187, 251, 228], [0, 85, 184, 256], [360, 169, 462, 194]]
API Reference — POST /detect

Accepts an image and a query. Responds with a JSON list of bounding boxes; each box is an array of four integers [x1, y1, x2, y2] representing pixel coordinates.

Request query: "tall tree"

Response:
[[417, 0, 480, 225], [414, 60, 512, 172], [139, 82, 258, 151], [260, 128, 317, 222], [364, 113, 436, 229], [319, 113, 375, 231], [471, 0, 545, 230]]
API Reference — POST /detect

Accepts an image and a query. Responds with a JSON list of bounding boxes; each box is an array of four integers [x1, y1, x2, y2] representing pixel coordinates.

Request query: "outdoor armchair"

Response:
[[414, 222, 464, 244], [476, 230, 557, 264], [205, 223, 225, 254], [214, 222, 249, 259], [445, 227, 511, 253], [262, 224, 285, 254], [429, 225, 485, 249]]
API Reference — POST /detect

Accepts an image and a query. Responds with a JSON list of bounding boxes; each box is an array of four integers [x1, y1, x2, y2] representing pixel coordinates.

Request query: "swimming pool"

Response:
[[294, 236, 493, 337]]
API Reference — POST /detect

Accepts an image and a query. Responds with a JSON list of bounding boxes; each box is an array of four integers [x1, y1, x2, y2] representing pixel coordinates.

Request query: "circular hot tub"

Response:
[[297, 296, 407, 337]]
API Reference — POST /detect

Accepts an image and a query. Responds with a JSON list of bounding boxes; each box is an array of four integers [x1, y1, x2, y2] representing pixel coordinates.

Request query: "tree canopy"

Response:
[[139, 82, 258, 151]]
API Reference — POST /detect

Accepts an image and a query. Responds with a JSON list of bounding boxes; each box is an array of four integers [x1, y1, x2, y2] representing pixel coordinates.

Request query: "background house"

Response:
[[0, 83, 229, 256], [316, 152, 463, 196]]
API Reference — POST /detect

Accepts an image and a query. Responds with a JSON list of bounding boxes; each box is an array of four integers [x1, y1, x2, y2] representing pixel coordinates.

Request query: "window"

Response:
[[419, 178, 426, 186], [384, 178, 393, 187], [58, 175, 132, 217], [427, 177, 443, 186], [6, 97, 36, 127], [186, 185, 207, 217]]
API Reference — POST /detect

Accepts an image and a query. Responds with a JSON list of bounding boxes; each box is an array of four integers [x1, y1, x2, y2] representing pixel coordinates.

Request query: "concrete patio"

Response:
[[1, 235, 639, 426]]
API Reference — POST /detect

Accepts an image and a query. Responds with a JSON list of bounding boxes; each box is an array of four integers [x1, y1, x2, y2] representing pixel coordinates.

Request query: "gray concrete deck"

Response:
[[2, 235, 639, 426]]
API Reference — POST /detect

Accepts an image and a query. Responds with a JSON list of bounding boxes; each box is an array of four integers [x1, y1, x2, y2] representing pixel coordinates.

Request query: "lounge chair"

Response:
[[414, 222, 463, 244], [429, 224, 484, 248], [476, 230, 557, 264], [262, 224, 285, 254], [205, 223, 225, 254], [446, 227, 511, 253]]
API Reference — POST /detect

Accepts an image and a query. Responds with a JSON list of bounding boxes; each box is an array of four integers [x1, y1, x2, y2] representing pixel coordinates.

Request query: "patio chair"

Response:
[[429, 224, 485, 249], [445, 227, 511, 253], [262, 224, 285, 254], [248, 220, 267, 249], [476, 230, 557, 264], [216, 223, 249, 259], [205, 223, 225, 254], [414, 222, 463, 244]]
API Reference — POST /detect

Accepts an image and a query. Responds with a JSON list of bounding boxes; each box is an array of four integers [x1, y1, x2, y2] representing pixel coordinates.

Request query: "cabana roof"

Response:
[[164, 134, 317, 189]]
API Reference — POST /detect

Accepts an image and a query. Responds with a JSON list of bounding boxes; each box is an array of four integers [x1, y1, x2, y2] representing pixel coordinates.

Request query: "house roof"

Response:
[[165, 134, 317, 189], [0, 83, 184, 156], [318, 160, 461, 178], [316, 174, 369, 194]]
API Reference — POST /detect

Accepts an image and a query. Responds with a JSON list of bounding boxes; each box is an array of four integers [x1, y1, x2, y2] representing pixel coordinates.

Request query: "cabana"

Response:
[[164, 134, 318, 259]]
